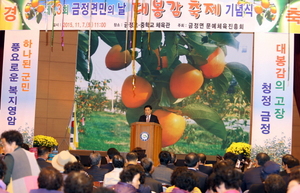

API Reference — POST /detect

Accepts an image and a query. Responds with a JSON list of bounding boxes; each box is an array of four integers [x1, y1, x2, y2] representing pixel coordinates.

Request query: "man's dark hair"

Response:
[[21, 143, 29, 150], [1, 130, 23, 146], [126, 152, 138, 162], [159, 151, 171, 165], [90, 152, 101, 166], [198, 153, 207, 164], [224, 152, 238, 164], [0, 159, 6, 179], [112, 155, 125, 168], [120, 165, 144, 184], [185, 152, 199, 167], [64, 161, 85, 174], [64, 172, 93, 193], [264, 174, 286, 193], [132, 147, 146, 161], [107, 148, 120, 159], [256, 153, 270, 166], [282, 154, 293, 165], [213, 165, 242, 191], [141, 157, 153, 173], [38, 146, 50, 157], [144, 105, 152, 110], [38, 167, 63, 190], [171, 167, 196, 192], [282, 154, 299, 169], [170, 152, 176, 164]]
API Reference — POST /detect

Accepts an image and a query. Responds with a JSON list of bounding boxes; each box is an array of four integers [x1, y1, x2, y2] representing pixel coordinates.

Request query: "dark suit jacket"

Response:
[[85, 165, 109, 181], [198, 165, 213, 176], [188, 169, 208, 193], [248, 183, 265, 193], [139, 114, 159, 124], [167, 163, 176, 170], [100, 163, 114, 172], [241, 166, 263, 191], [144, 173, 163, 193], [36, 158, 52, 169]]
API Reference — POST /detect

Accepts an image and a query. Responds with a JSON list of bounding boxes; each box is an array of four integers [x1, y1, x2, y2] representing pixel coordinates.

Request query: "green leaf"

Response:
[[212, 67, 232, 94], [126, 107, 144, 125], [257, 14, 263, 25], [182, 103, 227, 139], [162, 32, 178, 66], [208, 32, 240, 50], [36, 13, 42, 24], [96, 31, 119, 47], [78, 32, 89, 53], [115, 31, 142, 49], [147, 31, 162, 50], [226, 62, 252, 102], [76, 49, 93, 81], [90, 31, 99, 56]]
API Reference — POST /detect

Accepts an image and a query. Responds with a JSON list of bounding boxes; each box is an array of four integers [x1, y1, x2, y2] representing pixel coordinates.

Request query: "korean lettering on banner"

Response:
[[3, 6, 17, 22], [72, 2, 126, 16], [261, 83, 271, 134]]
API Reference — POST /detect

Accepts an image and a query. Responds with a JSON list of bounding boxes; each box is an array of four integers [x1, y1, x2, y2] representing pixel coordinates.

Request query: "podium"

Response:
[[130, 122, 162, 166]]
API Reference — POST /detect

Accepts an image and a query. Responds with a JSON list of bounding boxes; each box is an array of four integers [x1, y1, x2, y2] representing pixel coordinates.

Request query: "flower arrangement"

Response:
[[226, 142, 251, 157], [33, 135, 58, 147]]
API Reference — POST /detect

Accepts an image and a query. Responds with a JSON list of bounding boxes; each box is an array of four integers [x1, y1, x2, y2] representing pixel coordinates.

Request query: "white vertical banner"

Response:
[[252, 32, 294, 163], [0, 30, 40, 145]]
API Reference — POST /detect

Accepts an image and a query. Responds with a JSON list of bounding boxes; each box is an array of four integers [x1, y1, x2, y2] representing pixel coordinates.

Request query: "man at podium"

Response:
[[139, 105, 160, 124]]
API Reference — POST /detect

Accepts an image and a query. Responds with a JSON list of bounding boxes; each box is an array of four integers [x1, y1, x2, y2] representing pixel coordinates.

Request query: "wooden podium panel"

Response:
[[130, 122, 162, 166]]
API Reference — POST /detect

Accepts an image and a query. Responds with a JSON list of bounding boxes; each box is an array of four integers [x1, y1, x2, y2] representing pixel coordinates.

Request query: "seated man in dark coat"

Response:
[[138, 105, 159, 124], [36, 146, 52, 169], [198, 153, 213, 176], [85, 152, 109, 182], [141, 157, 163, 193], [100, 148, 120, 172], [280, 154, 299, 184]]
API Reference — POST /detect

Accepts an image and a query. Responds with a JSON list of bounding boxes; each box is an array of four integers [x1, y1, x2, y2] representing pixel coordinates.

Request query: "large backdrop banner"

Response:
[[0, 30, 40, 144], [0, 0, 300, 32]]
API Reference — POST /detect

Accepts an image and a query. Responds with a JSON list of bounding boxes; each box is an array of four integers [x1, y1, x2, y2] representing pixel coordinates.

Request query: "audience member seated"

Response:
[[280, 154, 299, 184], [52, 150, 77, 172], [166, 167, 200, 193], [103, 155, 125, 187], [140, 158, 163, 193], [287, 165, 300, 191], [167, 152, 177, 170], [264, 174, 286, 193], [63, 161, 85, 174], [223, 152, 239, 169], [37, 146, 52, 169], [1, 130, 40, 193], [0, 159, 8, 193], [198, 153, 213, 176], [132, 147, 146, 163], [101, 148, 120, 172], [110, 165, 142, 193], [85, 152, 109, 182], [248, 161, 280, 193], [211, 164, 242, 193], [29, 167, 63, 193], [64, 172, 93, 193], [241, 152, 270, 191], [152, 151, 173, 186], [185, 152, 208, 193], [126, 152, 139, 166]]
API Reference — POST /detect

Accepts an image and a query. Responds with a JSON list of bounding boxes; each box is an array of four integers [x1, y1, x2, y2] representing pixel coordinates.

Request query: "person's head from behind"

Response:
[[141, 157, 153, 173], [223, 152, 238, 165], [171, 166, 197, 192], [38, 146, 50, 160], [38, 167, 63, 190], [64, 161, 85, 174], [90, 152, 102, 166], [21, 143, 29, 150], [213, 160, 235, 173], [126, 152, 138, 164], [132, 147, 146, 161], [112, 154, 125, 168], [1, 130, 23, 154], [185, 152, 200, 168], [261, 161, 280, 181], [198, 153, 207, 164], [264, 174, 286, 193], [64, 171, 93, 193], [170, 152, 177, 164], [144, 105, 152, 116], [213, 165, 242, 193], [282, 155, 299, 170], [119, 165, 142, 189], [106, 148, 120, 162], [159, 151, 171, 165], [0, 159, 7, 179], [256, 152, 270, 166]]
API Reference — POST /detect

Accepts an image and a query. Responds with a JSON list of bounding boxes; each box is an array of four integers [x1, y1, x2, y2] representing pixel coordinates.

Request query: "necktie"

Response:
[[146, 115, 150, 122]]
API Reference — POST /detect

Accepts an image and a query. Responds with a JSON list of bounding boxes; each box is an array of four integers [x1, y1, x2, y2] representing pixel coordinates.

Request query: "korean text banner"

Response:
[[0, 30, 40, 145], [0, 0, 299, 33], [252, 32, 294, 163]]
